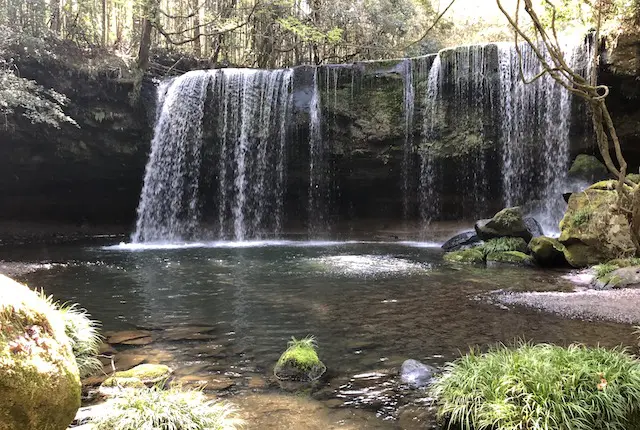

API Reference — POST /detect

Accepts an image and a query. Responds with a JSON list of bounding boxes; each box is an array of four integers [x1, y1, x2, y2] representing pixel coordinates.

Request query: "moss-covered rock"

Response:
[[475, 207, 533, 242], [274, 336, 326, 382], [568, 154, 608, 182], [0, 275, 81, 430], [443, 248, 485, 264], [559, 184, 637, 267], [592, 266, 640, 290], [528, 237, 568, 267], [486, 251, 535, 267], [103, 363, 172, 386]]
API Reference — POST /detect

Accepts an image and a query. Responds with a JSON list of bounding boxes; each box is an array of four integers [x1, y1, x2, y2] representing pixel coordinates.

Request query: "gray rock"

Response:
[[523, 217, 543, 238], [592, 266, 640, 290], [400, 359, 435, 388], [475, 207, 533, 242], [441, 230, 481, 252]]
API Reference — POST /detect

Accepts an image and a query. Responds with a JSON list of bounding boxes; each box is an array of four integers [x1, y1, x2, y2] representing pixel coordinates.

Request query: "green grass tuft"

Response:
[[594, 262, 620, 278], [277, 336, 321, 371], [432, 342, 640, 430], [92, 386, 242, 430]]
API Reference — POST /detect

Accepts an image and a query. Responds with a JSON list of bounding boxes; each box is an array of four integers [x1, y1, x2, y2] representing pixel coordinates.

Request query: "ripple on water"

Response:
[[308, 255, 430, 277]]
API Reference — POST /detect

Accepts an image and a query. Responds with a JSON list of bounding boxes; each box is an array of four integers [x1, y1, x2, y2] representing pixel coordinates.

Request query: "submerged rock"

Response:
[[0, 275, 81, 430], [475, 207, 533, 242], [559, 182, 637, 267], [400, 359, 436, 388], [100, 363, 173, 396], [528, 237, 568, 267], [274, 337, 326, 383], [486, 251, 535, 267], [441, 230, 481, 252], [443, 248, 484, 264], [568, 154, 609, 183]]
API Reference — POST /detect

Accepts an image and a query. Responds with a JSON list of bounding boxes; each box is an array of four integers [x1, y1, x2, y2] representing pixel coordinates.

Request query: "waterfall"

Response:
[[402, 59, 415, 218], [308, 66, 328, 235], [133, 68, 293, 243], [498, 39, 591, 234]]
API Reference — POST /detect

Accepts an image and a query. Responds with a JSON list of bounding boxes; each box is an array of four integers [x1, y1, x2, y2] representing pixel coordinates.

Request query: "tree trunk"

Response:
[[102, 0, 108, 46], [50, 0, 61, 33], [192, 0, 201, 56]]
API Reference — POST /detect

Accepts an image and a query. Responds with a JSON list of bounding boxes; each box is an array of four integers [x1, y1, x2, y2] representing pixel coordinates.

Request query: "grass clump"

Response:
[[92, 386, 242, 430], [594, 262, 620, 278], [274, 336, 326, 382], [277, 336, 321, 371], [432, 343, 640, 430], [571, 207, 592, 227]]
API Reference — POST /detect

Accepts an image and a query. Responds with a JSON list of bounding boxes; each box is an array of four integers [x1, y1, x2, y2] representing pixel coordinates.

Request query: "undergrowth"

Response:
[[432, 342, 640, 430]]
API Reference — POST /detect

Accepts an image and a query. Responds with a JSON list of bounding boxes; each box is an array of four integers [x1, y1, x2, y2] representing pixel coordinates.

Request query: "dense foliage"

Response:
[[433, 343, 640, 430]]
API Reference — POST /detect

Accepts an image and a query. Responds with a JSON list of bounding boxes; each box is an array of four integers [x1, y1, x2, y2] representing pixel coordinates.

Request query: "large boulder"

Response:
[[592, 266, 640, 290], [475, 207, 533, 242], [0, 275, 81, 430], [528, 237, 568, 267], [568, 154, 609, 183], [441, 230, 481, 252], [523, 217, 544, 238], [559, 181, 637, 267]]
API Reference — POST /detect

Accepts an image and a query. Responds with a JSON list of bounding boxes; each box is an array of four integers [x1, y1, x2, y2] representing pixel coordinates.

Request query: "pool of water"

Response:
[[6, 239, 636, 425]]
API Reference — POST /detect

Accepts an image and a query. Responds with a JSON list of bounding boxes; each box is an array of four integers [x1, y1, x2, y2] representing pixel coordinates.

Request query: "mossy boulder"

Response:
[[475, 207, 533, 242], [486, 251, 535, 267], [0, 275, 81, 430], [568, 154, 608, 182], [559, 183, 637, 267], [528, 237, 568, 267], [443, 248, 485, 264], [274, 337, 326, 382]]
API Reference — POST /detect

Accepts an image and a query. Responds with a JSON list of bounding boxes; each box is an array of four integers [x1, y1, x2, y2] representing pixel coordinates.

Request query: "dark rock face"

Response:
[[523, 217, 544, 238], [400, 359, 435, 388], [441, 230, 481, 251], [1, 48, 153, 227]]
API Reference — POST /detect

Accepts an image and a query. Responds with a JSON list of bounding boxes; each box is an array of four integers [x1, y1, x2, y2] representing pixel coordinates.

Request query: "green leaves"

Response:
[[432, 343, 640, 430]]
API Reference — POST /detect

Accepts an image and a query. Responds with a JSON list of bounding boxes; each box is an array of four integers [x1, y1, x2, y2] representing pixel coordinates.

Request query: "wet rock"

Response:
[[247, 375, 268, 389], [475, 207, 533, 242], [173, 374, 235, 391], [102, 363, 172, 387], [568, 154, 609, 183], [160, 326, 217, 342], [441, 230, 481, 252], [400, 359, 436, 388], [397, 405, 440, 430], [523, 217, 544, 238], [528, 237, 568, 267], [443, 248, 484, 264], [592, 266, 640, 290], [105, 330, 153, 345], [486, 251, 535, 267], [559, 182, 637, 267]]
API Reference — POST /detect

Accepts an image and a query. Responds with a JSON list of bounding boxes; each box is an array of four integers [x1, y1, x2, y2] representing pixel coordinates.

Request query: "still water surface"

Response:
[[7, 240, 636, 423]]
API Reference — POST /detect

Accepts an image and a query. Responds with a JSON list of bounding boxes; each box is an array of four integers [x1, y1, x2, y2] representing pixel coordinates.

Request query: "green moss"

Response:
[[568, 154, 607, 179], [443, 248, 485, 264], [528, 237, 567, 266], [594, 262, 620, 278], [571, 207, 592, 227], [277, 337, 321, 372], [101, 376, 146, 389], [432, 343, 640, 430], [479, 237, 528, 256], [486, 251, 534, 266], [110, 364, 172, 382], [628, 173, 640, 184]]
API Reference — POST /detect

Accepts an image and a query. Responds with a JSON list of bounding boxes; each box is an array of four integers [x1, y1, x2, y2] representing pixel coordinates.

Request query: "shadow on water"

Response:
[[7, 240, 637, 426]]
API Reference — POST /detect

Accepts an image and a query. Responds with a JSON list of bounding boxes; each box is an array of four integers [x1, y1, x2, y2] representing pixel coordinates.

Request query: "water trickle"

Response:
[[402, 59, 415, 218], [308, 67, 329, 235], [133, 68, 293, 243], [419, 55, 441, 226]]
